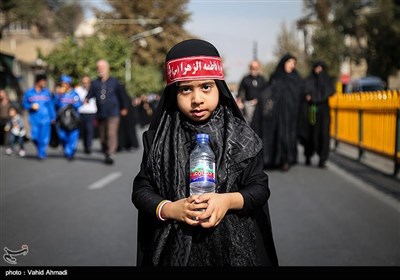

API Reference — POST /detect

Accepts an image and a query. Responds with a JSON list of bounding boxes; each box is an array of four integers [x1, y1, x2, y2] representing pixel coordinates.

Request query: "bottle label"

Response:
[[190, 161, 215, 184]]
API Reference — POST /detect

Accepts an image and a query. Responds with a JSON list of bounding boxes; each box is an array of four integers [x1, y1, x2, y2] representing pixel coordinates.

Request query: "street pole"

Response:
[[125, 26, 164, 85], [125, 58, 131, 84]]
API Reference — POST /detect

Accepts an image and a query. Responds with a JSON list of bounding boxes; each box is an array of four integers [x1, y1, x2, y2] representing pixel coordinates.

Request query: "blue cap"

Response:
[[196, 133, 209, 142], [60, 74, 72, 84]]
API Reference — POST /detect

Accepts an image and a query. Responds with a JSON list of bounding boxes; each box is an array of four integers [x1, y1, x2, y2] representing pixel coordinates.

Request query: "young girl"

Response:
[[132, 39, 278, 266], [4, 106, 26, 157]]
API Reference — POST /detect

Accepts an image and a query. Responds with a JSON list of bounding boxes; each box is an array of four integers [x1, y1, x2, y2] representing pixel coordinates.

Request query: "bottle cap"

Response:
[[196, 133, 209, 142]]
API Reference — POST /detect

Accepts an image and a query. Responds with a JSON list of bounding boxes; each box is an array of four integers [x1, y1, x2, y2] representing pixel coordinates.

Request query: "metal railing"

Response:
[[329, 90, 400, 176]]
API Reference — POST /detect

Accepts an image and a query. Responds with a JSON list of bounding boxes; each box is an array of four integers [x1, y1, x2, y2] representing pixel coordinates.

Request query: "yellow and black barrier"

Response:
[[329, 90, 400, 176]]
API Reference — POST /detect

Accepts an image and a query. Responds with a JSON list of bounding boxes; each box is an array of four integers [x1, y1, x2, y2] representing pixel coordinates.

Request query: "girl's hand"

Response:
[[161, 195, 208, 226], [194, 193, 243, 228]]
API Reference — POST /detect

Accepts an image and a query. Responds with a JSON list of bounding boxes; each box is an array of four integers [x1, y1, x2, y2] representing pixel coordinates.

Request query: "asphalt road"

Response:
[[1, 133, 399, 269]]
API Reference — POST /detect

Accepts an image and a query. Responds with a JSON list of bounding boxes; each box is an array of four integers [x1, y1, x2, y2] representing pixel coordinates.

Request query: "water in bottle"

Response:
[[189, 133, 216, 195]]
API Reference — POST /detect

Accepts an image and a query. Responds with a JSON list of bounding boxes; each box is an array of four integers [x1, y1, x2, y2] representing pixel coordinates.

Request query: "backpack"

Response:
[[57, 104, 80, 131]]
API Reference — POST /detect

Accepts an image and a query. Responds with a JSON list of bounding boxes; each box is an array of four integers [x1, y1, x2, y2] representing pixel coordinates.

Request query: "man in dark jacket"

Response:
[[237, 60, 267, 124], [85, 59, 128, 164]]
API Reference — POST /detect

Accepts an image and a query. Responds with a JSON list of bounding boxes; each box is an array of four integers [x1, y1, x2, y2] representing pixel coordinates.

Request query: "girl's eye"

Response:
[[203, 83, 214, 91], [178, 87, 192, 94]]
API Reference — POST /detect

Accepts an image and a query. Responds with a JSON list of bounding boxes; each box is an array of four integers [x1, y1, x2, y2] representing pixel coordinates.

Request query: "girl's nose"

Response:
[[192, 90, 203, 104]]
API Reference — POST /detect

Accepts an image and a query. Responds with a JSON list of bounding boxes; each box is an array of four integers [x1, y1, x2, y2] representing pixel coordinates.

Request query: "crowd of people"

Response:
[[0, 59, 160, 164], [1, 54, 335, 169], [1, 40, 337, 267], [240, 55, 335, 171]]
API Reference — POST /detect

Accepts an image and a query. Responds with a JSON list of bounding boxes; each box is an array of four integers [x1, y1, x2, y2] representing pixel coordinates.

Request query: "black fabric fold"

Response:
[[146, 104, 263, 266]]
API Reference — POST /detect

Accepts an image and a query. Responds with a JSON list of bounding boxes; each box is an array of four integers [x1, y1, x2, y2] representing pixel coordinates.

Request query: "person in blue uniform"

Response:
[[54, 75, 82, 160], [22, 74, 56, 160]]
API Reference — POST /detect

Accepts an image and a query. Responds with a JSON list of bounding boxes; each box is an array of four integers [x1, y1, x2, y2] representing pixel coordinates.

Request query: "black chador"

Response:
[[252, 53, 303, 170], [298, 61, 335, 167], [132, 39, 278, 267]]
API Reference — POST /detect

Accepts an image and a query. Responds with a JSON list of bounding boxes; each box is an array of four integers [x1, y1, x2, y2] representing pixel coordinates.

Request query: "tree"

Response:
[[52, 1, 84, 36], [43, 0, 193, 97], [44, 31, 164, 97], [300, 0, 344, 80], [363, 0, 400, 83], [95, 0, 192, 69], [0, 0, 83, 39], [132, 64, 163, 96], [302, 0, 400, 83], [274, 22, 308, 77], [1, 0, 43, 39], [310, 24, 345, 80], [331, 0, 372, 65], [303, 0, 334, 24], [44, 33, 131, 88], [86, 0, 193, 96]]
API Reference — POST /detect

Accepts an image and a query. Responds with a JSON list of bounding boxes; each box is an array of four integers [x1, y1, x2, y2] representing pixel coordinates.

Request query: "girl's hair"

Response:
[[8, 105, 20, 114]]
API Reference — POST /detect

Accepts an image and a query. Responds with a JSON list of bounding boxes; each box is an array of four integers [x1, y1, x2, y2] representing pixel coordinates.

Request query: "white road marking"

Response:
[[88, 172, 122, 190]]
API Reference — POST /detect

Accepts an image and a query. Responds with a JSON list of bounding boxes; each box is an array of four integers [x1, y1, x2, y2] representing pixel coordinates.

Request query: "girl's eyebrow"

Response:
[[179, 80, 215, 87]]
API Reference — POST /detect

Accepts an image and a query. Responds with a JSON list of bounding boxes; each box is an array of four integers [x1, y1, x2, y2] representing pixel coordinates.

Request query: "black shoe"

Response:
[[65, 155, 75, 161], [318, 161, 327, 168], [305, 157, 311, 166], [281, 163, 289, 171], [84, 148, 92, 154], [105, 155, 114, 165]]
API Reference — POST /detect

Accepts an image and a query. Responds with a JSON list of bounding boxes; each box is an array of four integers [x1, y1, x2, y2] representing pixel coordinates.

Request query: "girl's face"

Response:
[[176, 79, 219, 122], [284, 58, 296, 73], [9, 108, 16, 117]]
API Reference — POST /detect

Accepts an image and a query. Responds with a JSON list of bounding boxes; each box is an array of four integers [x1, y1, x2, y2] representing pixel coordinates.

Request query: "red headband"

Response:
[[165, 56, 224, 85]]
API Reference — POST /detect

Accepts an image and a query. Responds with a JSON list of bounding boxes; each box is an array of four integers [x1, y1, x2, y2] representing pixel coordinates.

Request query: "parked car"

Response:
[[344, 76, 385, 93]]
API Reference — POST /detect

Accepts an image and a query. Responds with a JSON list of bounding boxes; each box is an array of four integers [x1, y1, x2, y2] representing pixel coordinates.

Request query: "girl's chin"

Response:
[[188, 114, 210, 123]]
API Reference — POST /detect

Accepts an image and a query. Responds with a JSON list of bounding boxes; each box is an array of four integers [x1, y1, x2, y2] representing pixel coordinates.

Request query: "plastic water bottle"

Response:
[[189, 133, 216, 195]]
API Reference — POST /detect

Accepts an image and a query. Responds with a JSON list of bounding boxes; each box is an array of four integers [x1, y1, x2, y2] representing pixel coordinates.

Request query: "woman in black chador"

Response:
[[298, 61, 335, 168], [252, 53, 303, 171], [118, 89, 139, 151], [132, 39, 278, 266]]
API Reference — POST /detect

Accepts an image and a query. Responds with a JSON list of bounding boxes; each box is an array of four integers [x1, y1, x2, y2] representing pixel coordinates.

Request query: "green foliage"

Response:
[[53, 2, 84, 36], [44, 33, 131, 85], [311, 24, 345, 80], [0, 0, 83, 39], [301, 0, 400, 82], [130, 64, 163, 97], [97, 0, 192, 73], [363, 0, 400, 82], [44, 32, 164, 97]]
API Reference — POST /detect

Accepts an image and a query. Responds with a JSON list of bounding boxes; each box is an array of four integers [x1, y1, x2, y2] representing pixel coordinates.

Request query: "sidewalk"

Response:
[[329, 141, 400, 201]]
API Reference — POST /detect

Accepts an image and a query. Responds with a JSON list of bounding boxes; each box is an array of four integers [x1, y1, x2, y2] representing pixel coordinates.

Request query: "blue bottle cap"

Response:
[[196, 133, 209, 142]]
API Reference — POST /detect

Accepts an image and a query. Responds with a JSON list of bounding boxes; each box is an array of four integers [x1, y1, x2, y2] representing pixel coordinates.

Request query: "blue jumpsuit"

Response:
[[22, 87, 56, 159], [54, 90, 82, 159]]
